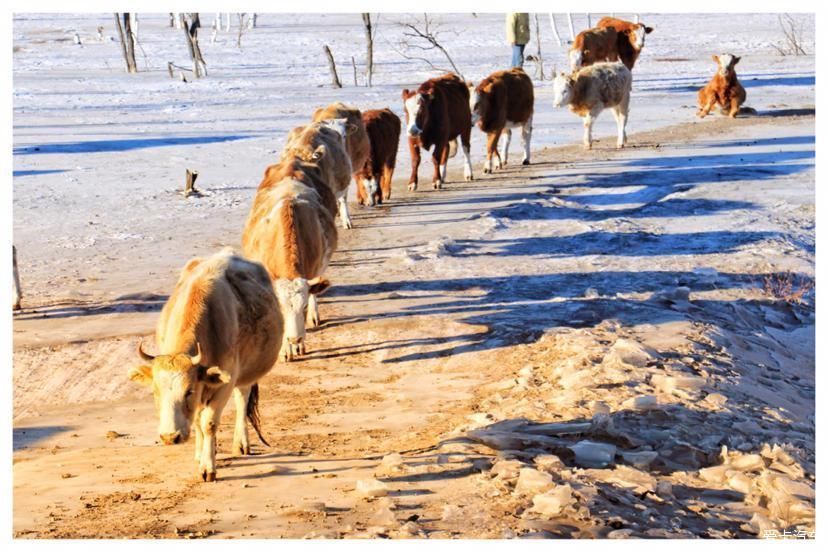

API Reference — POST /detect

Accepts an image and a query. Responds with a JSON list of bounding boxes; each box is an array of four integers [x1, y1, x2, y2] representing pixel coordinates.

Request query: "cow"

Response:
[[552, 62, 633, 150], [311, 102, 371, 221], [697, 54, 747, 119], [402, 73, 474, 190], [242, 158, 338, 361], [128, 249, 282, 482], [282, 120, 354, 229], [570, 17, 654, 71], [469, 68, 534, 173], [12, 245, 21, 311], [354, 108, 402, 206]]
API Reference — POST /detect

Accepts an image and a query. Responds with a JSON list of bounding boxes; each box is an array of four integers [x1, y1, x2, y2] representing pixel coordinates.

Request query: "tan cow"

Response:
[[283, 119, 354, 229], [697, 54, 746, 118], [128, 249, 282, 482], [242, 157, 338, 361], [552, 62, 632, 150]]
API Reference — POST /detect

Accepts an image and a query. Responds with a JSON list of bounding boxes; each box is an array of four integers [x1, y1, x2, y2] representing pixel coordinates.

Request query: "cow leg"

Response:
[[432, 144, 445, 189], [198, 386, 233, 482], [520, 117, 532, 165], [408, 138, 420, 191], [306, 293, 320, 328], [337, 190, 353, 230], [612, 107, 628, 148], [484, 130, 501, 173], [193, 410, 204, 463], [500, 128, 512, 167], [582, 114, 594, 150], [355, 176, 367, 206], [381, 164, 394, 201], [461, 128, 473, 181], [728, 97, 740, 118], [232, 386, 251, 456]]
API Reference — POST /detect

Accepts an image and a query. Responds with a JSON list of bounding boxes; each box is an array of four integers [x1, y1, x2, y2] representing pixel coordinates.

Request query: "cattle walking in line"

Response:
[[311, 102, 370, 227], [552, 62, 633, 150], [242, 157, 338, 361], [469, 68, 534, 173], [283, 119, 354, 229], [402, 73, 474, 190], [128, 249, 283, 482], [355, 108, 402, 206], [570, 17, 653, 71], [697, 54, 747, 119], [12, 245, 21, 311]]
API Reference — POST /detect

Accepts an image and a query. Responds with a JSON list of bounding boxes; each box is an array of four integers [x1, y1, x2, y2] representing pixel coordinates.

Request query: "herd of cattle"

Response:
[[118, 16, 752, 481]]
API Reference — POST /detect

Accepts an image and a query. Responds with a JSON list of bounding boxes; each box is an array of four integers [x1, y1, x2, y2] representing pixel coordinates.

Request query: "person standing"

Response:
[[506, 12, 530, 68]]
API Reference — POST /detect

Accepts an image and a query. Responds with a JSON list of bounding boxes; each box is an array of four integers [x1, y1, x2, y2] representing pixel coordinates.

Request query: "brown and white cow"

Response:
[[570, 17, 654, 71], [402, 73, 474, 190], [129, 249, 282, 482], [355, 108, 401, 206], [282, 119, 354, 228], [552, 61, 632, 150], [697, 54, 747, 118], [242, 156, 338, 361], [469, 68, 534, 173]]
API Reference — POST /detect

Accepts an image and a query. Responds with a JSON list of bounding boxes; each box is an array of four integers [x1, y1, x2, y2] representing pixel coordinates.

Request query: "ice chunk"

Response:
[[356, 478, 389, 497], [490, 458, 523, 481], [531, 484, 573, 517], [381, 453, 403, 469], [621, 450, 658, 469], [569, 440, 616, 468], [441, 504, 464, 522], [534, 454, 565, 473], [621, 395, 659, 411], [693, 267, 719, 284], [515, 468, 555, 495], [370, 505, 397, 527], [727, 472, 753, 495], [729, 453, 765, 472]]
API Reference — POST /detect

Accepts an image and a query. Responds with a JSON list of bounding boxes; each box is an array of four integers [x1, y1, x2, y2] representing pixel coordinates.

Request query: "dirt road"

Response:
[[13, 111, 815, 538]]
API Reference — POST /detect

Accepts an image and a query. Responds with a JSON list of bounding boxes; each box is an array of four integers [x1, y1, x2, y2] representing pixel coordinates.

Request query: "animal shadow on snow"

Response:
[[12, 292, 168, 321], [13, 425, 75, 451], [13, 134, 256, 155]]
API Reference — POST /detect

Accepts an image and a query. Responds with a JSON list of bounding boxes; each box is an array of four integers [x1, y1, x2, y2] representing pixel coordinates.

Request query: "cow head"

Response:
[[629, 23, 653, 50], [129, 341, 230, 445], [713, 54, 740, 78], [402, 88, 431, 138], [552, 72, 575, 108], [468, 82, 484, 126], [317, 118, 350, 147]]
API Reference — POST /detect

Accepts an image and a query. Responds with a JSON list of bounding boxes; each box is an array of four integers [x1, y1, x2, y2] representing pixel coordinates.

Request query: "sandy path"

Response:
[[13, 111, 815, 538]]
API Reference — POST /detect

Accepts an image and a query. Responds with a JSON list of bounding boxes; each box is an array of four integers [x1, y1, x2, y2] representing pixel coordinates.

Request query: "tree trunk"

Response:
[[323, 45, 342, 88], [362, 13, 373, 87], [184, 169, 200, 197], [113, 13, 137, 73], [567, 13, 575, 41], [12, 245, 21, 311], [352, 56, 358, 86], [549, 13, 562, 46], [182, 13, 206, 78], [534, 14, 544, 80], [169, 13, 175, 27]]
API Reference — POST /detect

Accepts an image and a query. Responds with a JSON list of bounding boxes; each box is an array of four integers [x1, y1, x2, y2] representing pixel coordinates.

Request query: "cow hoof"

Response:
[[432, 181, 442, 190], [483, 167, 490, 174], [407, 182, 417, 192], [204, 471, 217, 483], [233, 443, 250, 456], [522, 159, 530, 166], [465, 174, 473, 182]]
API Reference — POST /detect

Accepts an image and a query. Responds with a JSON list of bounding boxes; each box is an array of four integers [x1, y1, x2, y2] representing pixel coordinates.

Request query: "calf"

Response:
[[570, 17, 653, 71], [355, 108, 402, 206], [552, 62, 632, 150], [402, 73, 474, 190], [697, 54, 746, 118], [242, 158, 338, 361], [282, 120, 354, 228], [129, 249, 282, 482], [469, 68, 534, 173]]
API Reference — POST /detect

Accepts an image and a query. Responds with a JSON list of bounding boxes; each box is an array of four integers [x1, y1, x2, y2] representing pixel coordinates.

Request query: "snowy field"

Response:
[[12, 12, 815, 539]]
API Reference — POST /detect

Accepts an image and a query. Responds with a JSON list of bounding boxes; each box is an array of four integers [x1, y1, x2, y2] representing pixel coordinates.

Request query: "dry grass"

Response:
[[761, 271, 814, 304]]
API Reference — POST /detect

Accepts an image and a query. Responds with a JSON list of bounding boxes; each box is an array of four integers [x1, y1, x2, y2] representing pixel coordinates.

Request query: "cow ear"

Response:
[[128, 365, 153, 387], [401, 88, 410, 99], [733, 56, 741, 65], [309, 278, 332, 296], [467, 81, 474, 89], [644, 26, 654, 34], [712, 55, 719, 63], [346, 123, 359, 136], [312, 145, 326, 161], [198, 365, 231, 387]]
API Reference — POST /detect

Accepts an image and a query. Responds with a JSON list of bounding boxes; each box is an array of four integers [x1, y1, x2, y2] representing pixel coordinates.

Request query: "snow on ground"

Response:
[[12, 12, 815, 539]]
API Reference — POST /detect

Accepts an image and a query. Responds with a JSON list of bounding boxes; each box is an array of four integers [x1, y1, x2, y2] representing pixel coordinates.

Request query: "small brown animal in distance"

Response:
[[697, 54, 747, 118]]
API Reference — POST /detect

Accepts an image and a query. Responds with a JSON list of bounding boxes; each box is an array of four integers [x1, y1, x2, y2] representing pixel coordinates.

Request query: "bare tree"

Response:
[[362, 13, 374, 86], [113, 13, 137, 73], [323, 45, 342, 88], [394, 13, 463, 79], [12, 246, 21, 311], [237, 13, 247, 48], [533, 13, 544, 80], [772, 14, 808, 56], [181, 13, 207, 78]]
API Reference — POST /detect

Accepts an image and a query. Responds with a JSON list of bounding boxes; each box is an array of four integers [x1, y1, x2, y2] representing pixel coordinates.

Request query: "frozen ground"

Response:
[[12, 13, 815, 539]]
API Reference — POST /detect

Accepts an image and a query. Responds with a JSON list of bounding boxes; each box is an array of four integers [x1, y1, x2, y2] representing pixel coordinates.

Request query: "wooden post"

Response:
[[586, 13, 591, 28], [567, 13, 575, 41], [352, 56, 358, 86], [184, 169, 200, 197], [549, 14, 562, 46], [182, 13, 206, 78], [114, 13, 137, 73], [167, 61, 174, 78], [12, 245, 21, 311], [362, 13, 373, 87], [323, 45, 342, 88], [534, 14, 544, 80]]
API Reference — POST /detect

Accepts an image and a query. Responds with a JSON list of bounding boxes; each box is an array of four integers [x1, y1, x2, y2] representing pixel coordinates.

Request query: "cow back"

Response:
[[361, 108, 402, 176], [475, 68, 534, 132], [416, 73, 471, 148]]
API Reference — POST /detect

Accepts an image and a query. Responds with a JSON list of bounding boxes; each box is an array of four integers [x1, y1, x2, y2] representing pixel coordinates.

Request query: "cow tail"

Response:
[[448, 138, 458, 158], [246, 384, 271, 447]]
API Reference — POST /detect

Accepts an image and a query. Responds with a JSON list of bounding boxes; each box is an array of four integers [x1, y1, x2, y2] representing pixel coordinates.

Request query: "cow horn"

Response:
[[190, 342, 203, 366], [137, 340, 155, 362]]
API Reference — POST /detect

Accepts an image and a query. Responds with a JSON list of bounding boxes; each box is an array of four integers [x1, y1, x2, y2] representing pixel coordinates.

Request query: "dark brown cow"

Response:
[[469, 68, 534, 174], [402, 73, 473, 190], [355, 108, 402, 206], [570, 18, 654, 71]]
